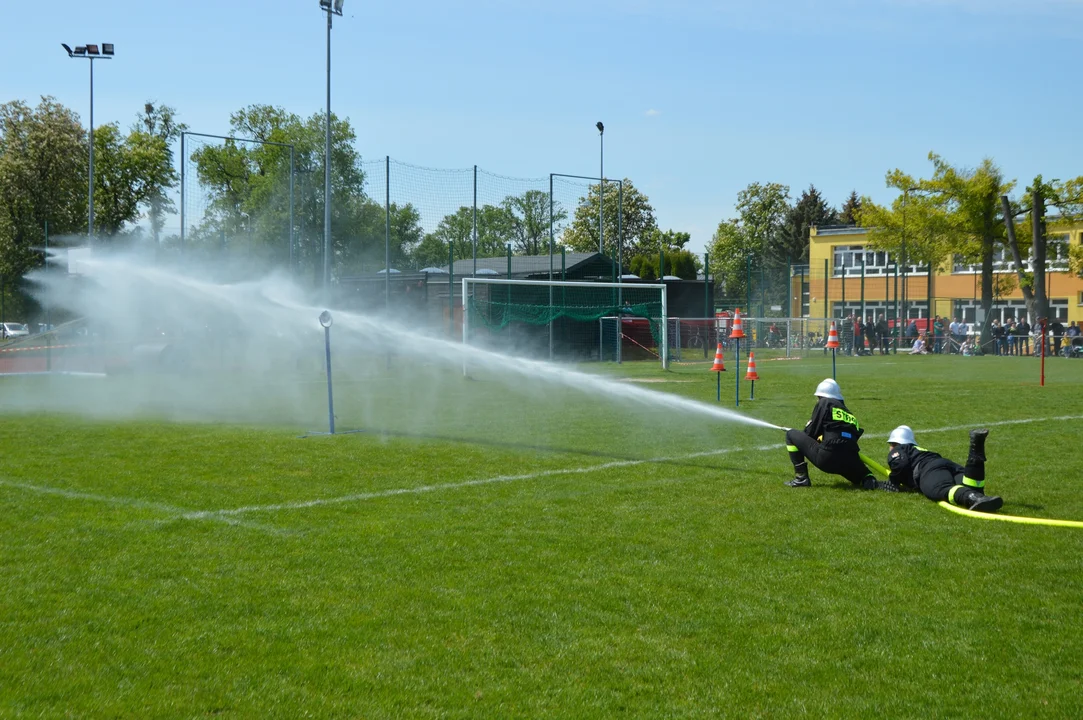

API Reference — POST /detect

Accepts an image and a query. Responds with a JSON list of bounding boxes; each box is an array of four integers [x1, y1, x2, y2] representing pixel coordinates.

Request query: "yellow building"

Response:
[[801, 222, 1083, 325]]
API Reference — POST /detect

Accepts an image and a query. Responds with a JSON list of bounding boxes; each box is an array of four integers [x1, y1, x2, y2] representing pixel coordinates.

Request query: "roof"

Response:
[[813, 225, 867, 237], [444, 252, 613, 278]]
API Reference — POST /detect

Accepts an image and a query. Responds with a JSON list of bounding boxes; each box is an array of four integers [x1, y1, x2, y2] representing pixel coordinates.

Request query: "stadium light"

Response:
[[61, 41, 113, 241], [319, 0, 345, 295]]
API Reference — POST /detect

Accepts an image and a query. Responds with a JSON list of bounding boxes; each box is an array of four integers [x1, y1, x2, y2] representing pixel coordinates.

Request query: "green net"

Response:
[[466, 281, 664, 360]]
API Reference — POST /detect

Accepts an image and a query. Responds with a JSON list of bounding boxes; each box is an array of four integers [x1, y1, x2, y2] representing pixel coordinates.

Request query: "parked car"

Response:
[[2, 322, 30, 339]]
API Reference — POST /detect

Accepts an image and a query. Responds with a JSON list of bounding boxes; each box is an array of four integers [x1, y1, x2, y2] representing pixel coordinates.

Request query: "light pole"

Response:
[[596, 121, 604, 255], [61, 42, 113, 241], [319, 0, 344, 294]]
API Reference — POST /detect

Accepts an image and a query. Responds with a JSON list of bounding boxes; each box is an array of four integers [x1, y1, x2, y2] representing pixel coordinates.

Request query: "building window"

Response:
[[833, 245, 897, 277], [956, 235, 1070, 273]]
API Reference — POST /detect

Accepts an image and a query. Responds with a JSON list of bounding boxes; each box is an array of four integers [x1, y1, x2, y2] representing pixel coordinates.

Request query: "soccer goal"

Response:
[[462, 278, 669, 368]]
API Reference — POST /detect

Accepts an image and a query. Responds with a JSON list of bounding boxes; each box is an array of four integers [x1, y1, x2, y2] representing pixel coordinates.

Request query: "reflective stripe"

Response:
[[786, 445, 799, 452], [948, 485, 965, 506], [963, 476, 984, 488]]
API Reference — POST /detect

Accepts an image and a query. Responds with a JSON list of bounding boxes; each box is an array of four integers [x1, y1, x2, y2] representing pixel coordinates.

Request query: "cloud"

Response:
[[645, 109, 662, 117]]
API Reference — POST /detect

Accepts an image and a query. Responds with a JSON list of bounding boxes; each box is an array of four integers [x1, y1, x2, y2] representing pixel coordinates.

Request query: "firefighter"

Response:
[[784, 378, 880, 490], [885, 426, 1002, 512]]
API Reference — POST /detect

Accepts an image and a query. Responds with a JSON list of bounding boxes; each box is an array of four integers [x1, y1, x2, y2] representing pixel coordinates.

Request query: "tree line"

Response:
[[1, 97, 701, 320]]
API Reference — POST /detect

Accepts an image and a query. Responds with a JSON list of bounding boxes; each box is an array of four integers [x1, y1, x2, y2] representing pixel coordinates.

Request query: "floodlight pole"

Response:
[[62, 44, 113, 241], [322, 0, 343, 296]]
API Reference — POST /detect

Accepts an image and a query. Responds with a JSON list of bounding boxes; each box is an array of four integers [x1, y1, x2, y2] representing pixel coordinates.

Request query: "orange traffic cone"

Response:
[[729, 309, 746, 339], [745, 352, 760, 381], [826, 321, 840, 349], [710, 342, 727, 372]]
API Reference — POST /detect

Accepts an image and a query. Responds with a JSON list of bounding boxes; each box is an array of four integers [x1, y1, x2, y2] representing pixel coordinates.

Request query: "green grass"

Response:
[[2, 352, 1083, 718]]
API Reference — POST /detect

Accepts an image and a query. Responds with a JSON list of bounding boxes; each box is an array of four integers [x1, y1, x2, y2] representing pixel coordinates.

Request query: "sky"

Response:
[[2, 0, 1082, 254]]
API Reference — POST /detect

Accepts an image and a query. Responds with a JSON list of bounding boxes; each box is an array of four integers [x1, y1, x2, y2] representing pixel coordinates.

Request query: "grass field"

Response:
[[2, 351, 1083, 718]]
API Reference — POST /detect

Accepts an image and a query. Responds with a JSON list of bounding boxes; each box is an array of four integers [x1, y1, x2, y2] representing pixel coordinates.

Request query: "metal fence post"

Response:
[[385, 155, 391, 308]]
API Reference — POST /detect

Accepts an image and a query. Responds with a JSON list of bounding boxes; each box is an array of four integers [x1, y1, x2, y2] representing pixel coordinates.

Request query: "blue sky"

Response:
[[3, 0, 1081, 253]]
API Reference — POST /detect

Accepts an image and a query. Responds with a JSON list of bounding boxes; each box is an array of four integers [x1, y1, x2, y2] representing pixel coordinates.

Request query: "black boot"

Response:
[[963, 488, 1002, 513], [969, 428, 989, 462], [786, 473, 811, 488]]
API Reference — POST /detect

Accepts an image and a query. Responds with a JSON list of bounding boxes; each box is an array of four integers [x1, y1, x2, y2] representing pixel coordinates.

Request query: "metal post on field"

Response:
[[179, 131, 185, 249], [448, 241, 455, 338], [617, 183, 624, 366], [860, 256, 866, 324], [385, 155, 391, 307], [472, 165, 478, 278], [289, 146, 295, 272], [1040, 318, 1046, 386], [597, 121, 604, 255], [704, 252, 711, 359], [45, 220, 51, 371], [823, 258, 829, 320], [786, 256, 792, 319], [746, 256, 752, 320], [548, 173, 554, 361], [322, 312, 335, 434], [893, 261, 899, 353]]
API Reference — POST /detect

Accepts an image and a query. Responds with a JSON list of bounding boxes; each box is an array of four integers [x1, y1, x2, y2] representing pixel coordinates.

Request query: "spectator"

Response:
[[854, 316, 866, 356], [909, 332, 929, 355], [1017, 316, 1031, 356], [948, 317, 961, 353], [1003, 317, 1016, 355], [960, 337, 976, 356], [841, 314, 855, 355], [906, 319, 919, 341], [933, 315, 945, 354], [876, 314, 891, 355], [1050, 318, 1065, 357], [990, 319, 1004, 356], [1066, 321, 1081, 356]]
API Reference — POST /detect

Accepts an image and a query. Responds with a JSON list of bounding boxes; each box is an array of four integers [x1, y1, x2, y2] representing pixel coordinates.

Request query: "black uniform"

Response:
[[887, 442, 986, 506], [786, 398, 875, 488]]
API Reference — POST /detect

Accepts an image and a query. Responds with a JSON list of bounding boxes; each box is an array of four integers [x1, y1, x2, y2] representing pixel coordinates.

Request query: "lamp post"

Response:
[[319, 0, 344, 295], [596, 121, 604, 255], [61, 42, 113, 241]]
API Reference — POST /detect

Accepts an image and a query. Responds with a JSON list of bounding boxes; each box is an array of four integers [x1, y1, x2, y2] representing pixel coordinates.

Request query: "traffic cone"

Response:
[[826, 321, 840, 349], [745, 352, 760, 381], [710, 342, 727, 372], [729, 309, 746, 339]]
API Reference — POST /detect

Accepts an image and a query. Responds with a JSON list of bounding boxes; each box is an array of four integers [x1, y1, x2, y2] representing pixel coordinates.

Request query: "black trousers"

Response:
[[786, 430, 873, 486], [917, 456, 985, 501]]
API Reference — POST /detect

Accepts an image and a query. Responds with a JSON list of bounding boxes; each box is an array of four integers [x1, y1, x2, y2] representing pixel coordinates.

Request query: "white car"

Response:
[[2, 322, 30, 339]]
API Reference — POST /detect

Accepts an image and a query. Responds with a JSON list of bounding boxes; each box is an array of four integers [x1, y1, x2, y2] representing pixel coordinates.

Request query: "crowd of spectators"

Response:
[[831, 313, 1083, 358]]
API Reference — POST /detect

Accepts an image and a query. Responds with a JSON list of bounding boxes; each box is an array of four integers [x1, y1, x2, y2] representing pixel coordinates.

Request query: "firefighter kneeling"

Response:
[[885, 426, 1003, 513]]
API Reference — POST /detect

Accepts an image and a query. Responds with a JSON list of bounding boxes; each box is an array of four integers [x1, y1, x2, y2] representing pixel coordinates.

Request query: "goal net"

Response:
[[462, 278, 668, 368]]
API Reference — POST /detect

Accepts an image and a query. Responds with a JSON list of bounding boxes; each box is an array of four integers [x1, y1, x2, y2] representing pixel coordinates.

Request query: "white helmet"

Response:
[[888, 425, 916, 445], [814, 378, 843, 401]]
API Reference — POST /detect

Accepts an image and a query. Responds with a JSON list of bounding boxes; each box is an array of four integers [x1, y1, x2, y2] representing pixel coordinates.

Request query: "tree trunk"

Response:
[[1031, 189, 1047, 323], [979, 224, 993, 349], [1001, 195, 1037, 321]]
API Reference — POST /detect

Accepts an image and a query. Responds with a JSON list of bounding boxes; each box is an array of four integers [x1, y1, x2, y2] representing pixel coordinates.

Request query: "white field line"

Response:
[[0, 478, 284, 533], [190, 414, 1083, 520]]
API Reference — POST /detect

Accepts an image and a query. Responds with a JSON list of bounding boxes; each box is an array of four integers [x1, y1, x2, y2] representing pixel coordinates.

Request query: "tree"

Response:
[[502, 190, 567, 255], [707, 219, 757, 300], [706, 182, 790, 305], [840, 191, 862, 225], [190, 104, 366, 279], [90, 122, 177, 237], [737, 182, 791, 267], [858, 154, 1013, 348], [0, 97, 87, 297], [560, 179, 657, 260], [779, 185, 838, 264], [1003, 174, 1083, 321], [134, 102, 186, 244]]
